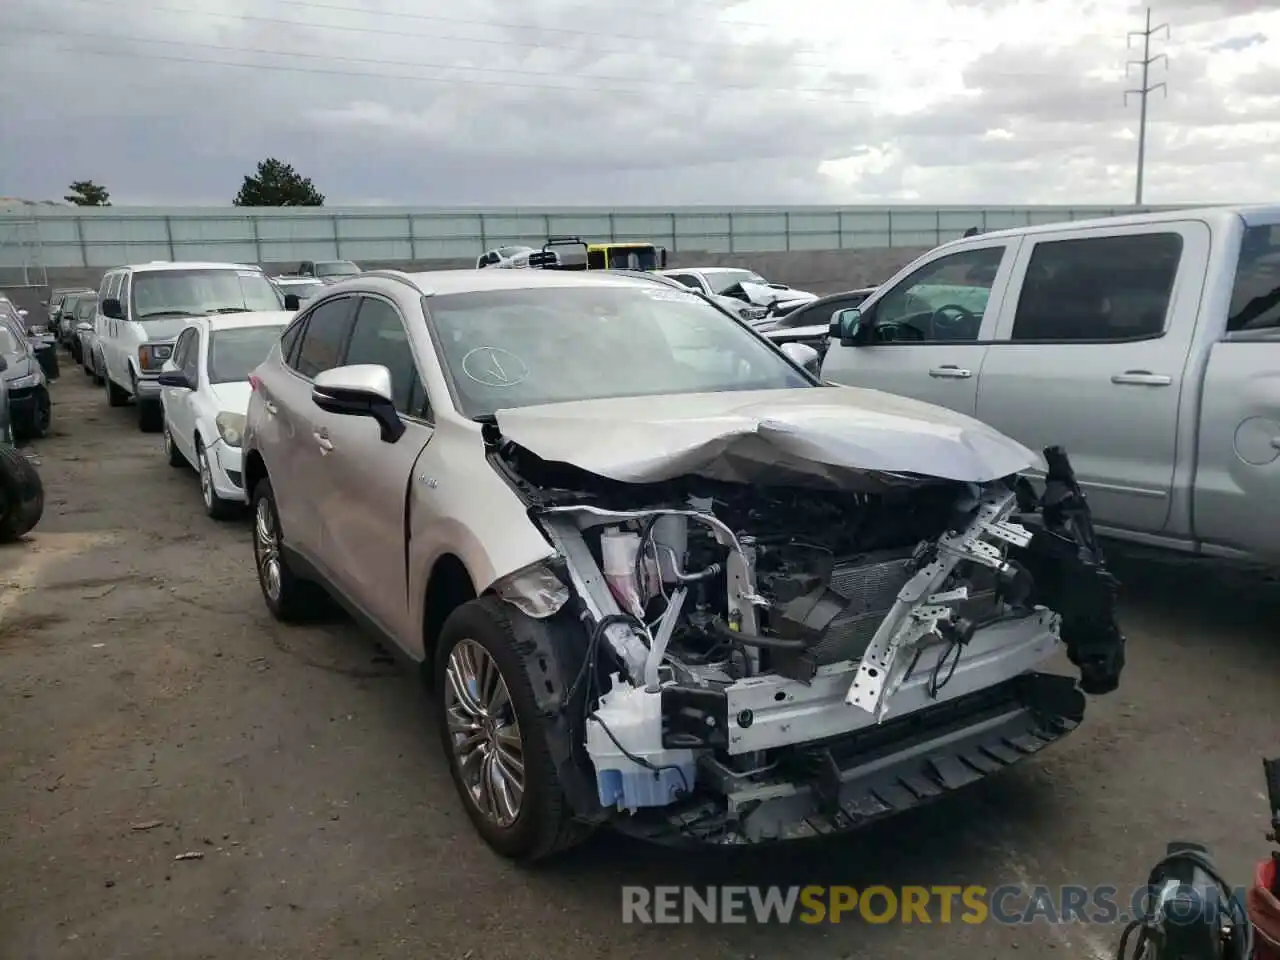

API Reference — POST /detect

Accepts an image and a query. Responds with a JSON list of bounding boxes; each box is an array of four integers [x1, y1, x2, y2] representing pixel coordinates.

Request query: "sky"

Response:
[[1, 0, 1278, 206]]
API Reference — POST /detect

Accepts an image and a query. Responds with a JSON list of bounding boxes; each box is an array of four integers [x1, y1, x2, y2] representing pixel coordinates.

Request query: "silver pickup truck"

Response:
[[820, 204, 1280, 565]]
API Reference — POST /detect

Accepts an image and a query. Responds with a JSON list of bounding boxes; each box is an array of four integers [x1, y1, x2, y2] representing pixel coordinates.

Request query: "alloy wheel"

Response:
[[253, 494, 282, 603], [443, 639, 526, 827], [198, 449, 213, 509]]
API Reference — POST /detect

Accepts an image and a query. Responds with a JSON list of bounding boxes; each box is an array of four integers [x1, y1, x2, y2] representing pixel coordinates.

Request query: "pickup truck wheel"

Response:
[[105, 375, 128, 407], [251, 477, 330, 621], [0, 445, 44, 543], [434, 597, 593, 862]]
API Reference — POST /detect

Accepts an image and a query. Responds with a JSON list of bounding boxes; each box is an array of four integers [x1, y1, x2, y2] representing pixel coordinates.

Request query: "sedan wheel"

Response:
[[163, 421, 186, 468], [443, 639, 526, 828], [253, 493, 283, 605], [197, 444, 237, 520]]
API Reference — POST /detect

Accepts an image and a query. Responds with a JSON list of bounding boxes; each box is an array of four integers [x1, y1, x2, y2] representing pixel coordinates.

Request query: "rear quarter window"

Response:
[[1228, 225, 1280, 333]]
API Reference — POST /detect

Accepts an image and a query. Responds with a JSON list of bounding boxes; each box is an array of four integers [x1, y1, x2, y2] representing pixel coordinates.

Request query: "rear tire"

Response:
[[0, 445, 44, 542], [250, 476, 329, 621], [434, 597, 594, 862]]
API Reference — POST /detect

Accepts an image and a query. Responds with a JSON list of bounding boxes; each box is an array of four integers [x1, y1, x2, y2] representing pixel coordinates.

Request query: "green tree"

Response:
[[233, 158, 325, 207], [64, 180, 111, 206]]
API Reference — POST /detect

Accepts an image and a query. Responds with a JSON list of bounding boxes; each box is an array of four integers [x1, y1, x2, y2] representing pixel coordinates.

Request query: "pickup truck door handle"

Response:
[[1111, 371, 1172, 386], [313, 431, 333, 453], [929, 365, 972, 379], [263, 400, 278, 416]]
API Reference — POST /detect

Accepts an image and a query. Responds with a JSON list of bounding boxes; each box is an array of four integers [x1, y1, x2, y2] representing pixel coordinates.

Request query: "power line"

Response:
[[1125, 6, 1168, 205], [51, 0, 841, 65], [0, 32, 870, 102], [0, 24, 870, 99]]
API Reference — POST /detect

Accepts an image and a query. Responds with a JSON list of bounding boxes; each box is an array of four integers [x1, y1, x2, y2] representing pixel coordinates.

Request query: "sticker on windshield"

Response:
[[642, 287, 701, 303]]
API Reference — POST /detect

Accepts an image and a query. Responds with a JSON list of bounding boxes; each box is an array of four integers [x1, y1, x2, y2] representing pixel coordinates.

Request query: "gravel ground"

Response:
[[1, 359, 1277, 960]]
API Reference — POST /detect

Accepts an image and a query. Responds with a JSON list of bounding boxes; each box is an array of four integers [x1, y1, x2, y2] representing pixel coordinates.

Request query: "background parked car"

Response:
[[67, 293, 98, 365], [755, 287, 879, 356], [76, 295, 104, 381], [658, 267, 816, 315], [0, 312, 51, 440], [0, 358, 12, 446], [159, 312, 292, 519]]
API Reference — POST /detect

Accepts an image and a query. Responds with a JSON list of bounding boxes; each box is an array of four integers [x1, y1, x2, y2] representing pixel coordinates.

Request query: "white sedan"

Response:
[[158, 312, 292, 519]]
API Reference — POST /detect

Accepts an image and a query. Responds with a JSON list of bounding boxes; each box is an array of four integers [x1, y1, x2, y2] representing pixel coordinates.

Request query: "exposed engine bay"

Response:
[[484, 426, 1126, 844]]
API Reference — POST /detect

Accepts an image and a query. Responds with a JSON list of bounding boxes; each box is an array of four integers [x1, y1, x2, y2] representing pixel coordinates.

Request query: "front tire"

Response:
[[196, 441, 238, 520], [16, 387, 51, 440], [0, 444, 44, 542], [250, 476, 328, 621], [435, 598, 593, 862], [163, 420, 187, 468], [106, 374, 128, 407]]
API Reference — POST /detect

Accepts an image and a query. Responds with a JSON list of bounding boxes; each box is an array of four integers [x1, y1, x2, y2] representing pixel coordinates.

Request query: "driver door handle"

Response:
[[1111, 370, 1172, 387], [313, 431, 333, 453], [929, 365, 972, 379], [263, 400, 278, 416]]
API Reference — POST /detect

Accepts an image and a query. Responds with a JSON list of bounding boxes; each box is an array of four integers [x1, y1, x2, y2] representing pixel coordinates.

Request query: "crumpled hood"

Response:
[[739, 280, 817, 308], [494, 387, 1041, 489]]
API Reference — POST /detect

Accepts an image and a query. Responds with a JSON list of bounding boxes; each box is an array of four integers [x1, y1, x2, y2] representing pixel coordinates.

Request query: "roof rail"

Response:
[[359, 269, 432, 295]]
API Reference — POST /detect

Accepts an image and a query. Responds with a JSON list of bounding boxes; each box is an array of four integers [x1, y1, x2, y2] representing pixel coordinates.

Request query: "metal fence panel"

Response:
[[0, 203, 1197, 269]]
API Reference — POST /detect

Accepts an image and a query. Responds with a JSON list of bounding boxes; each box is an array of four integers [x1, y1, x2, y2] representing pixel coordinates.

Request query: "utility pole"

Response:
[[1125, 7, 1169, 206]]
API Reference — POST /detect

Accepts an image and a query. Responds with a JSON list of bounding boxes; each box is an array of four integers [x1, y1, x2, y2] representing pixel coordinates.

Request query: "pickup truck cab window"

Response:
[[1009, 233, 1182, 342], [1227, 225, 1280, 333]]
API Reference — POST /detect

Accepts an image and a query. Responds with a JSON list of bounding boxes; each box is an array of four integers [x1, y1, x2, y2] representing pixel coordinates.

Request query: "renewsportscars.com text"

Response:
[[621, 884, 1244, 925]]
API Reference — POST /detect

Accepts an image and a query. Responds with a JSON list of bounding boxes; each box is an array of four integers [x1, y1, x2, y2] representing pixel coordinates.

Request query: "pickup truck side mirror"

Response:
[[830, 307, 870, 345], [0, 355, 7, 373], [283, 293, 300, 310], [101, 298, 124, 320]]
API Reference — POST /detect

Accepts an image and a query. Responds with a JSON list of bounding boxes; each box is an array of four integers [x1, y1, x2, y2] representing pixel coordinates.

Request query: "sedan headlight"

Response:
[[138, 342, 174, 371], [215, 411, 247, 448]]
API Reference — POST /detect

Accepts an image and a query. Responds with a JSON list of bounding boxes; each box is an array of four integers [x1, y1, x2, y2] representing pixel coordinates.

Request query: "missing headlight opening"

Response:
[[486, 432, 1126, 846]]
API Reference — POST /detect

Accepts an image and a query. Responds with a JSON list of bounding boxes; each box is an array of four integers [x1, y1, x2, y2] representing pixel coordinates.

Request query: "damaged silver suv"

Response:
[[242, 269, 1126, 861]]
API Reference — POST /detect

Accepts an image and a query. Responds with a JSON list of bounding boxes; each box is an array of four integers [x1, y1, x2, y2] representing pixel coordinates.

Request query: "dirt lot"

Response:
[[2, 360, 1277, 960]]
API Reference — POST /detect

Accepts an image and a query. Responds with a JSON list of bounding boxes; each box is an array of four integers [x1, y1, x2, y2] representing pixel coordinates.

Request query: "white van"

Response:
[[95, 262, 294, 432]]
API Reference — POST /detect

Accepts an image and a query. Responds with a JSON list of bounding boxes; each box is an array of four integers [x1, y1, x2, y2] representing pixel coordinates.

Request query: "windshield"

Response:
[[207, 324, 287, 384], [708, 270, 769, 294], [605, 247, 658, 271], [130, 269, 284, 320], [426, 284, 811, 419], [315, 261, 360, 278]]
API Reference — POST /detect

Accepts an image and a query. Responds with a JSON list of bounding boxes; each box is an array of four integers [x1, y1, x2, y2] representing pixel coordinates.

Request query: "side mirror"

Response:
[[780, 341, 821, 376], [157, 370, 193, 389], [77, 321, 93, 332], [311, 364, 405, 443], [830, 308, 869, 345], [0, 356, 7, 373], [17, 309, 27, 318], [101, 298, 124, 320], [283, 293, 300, 310]]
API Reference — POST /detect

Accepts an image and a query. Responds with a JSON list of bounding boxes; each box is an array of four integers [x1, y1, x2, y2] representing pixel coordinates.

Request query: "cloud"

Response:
[[0, 0, 1276, 205]]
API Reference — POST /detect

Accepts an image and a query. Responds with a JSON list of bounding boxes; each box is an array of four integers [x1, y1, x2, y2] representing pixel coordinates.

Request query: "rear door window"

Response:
[[1228, 225, 1280, 333], [1010, 233, 1182, 342]]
